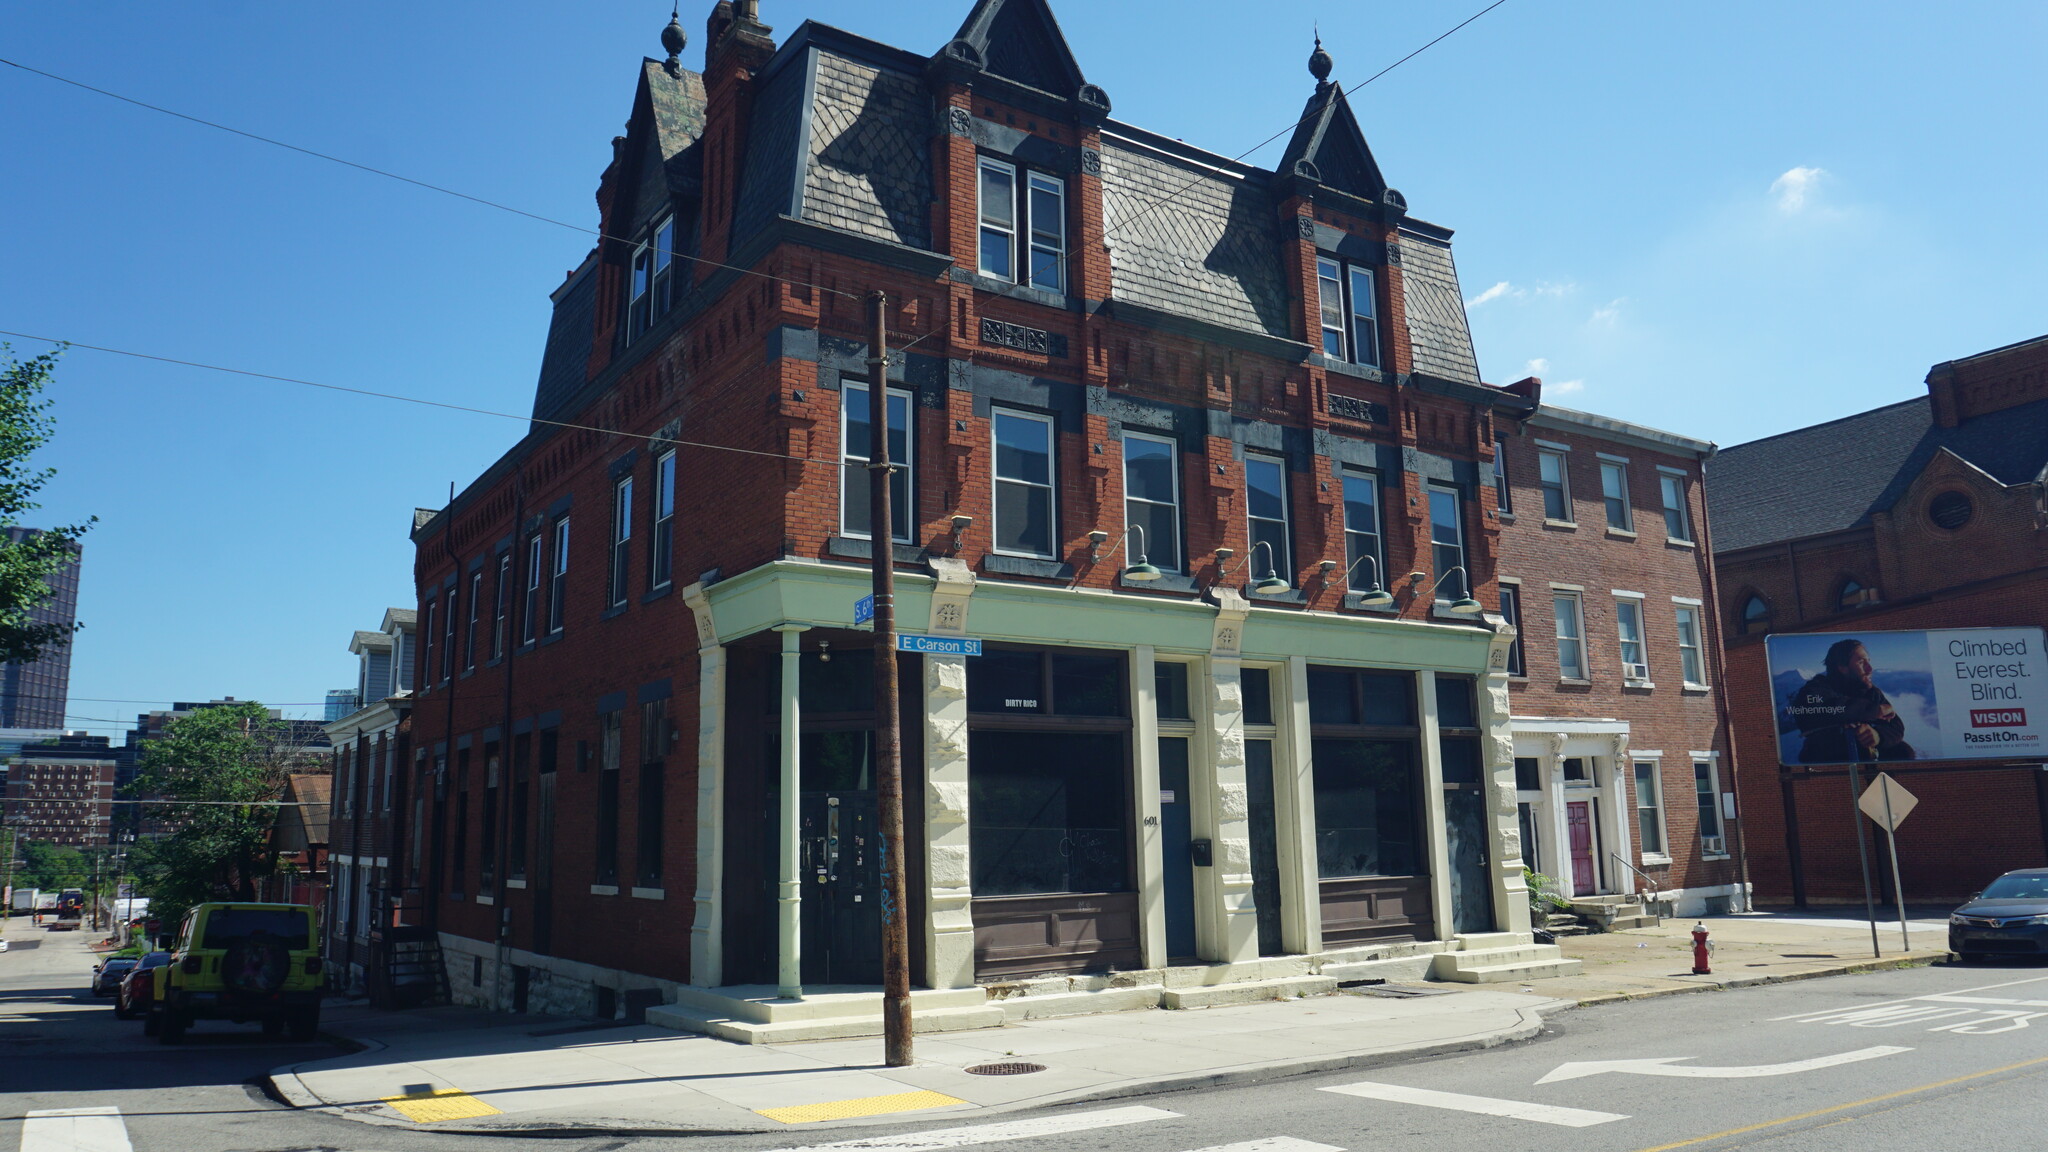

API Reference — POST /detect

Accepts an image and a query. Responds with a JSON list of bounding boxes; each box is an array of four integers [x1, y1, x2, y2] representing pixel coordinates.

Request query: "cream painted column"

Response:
[[1480, 628, 1533, 936], [1416, 671, 1455, 942], [921, 559, 977, 989], [1546, 732, 1575, 897], [1131, 645, 1168, 970], [683, 582, 727, 987], [1284, 657, 1321, 954], [1606, 733, 1634, 895], [772, 623, 809, 999], [1205, 590, 1259, 963]]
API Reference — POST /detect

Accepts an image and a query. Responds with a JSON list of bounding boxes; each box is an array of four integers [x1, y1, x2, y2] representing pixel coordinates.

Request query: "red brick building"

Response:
[[322, 609, 415, 1000], [1710, 333, 2048, 905], [4, 734, 117, 848], [383, 0, 1759, 1027], [1494, 403, 1743, 917]]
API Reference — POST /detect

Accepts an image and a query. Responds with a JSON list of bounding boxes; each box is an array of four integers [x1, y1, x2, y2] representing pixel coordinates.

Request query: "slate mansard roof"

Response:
[[1707, 392, 2048, 553], [532, 0, 1488, 421]]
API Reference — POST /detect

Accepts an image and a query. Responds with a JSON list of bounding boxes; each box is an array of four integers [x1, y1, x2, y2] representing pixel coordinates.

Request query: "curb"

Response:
[[1564, 953, 1947, 1006]]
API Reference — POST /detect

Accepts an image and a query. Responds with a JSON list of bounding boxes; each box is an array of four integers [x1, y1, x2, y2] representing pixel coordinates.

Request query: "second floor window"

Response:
[[522, 535, 542, 645], [549, 517, 570, 635], [1660, 470, 1693, 542], [1429, 486, 1467, 599], [626, 215, 676, 342], [1316, 258, 1379, 367], [977, 158, 1066, 292], [1675, 604, 1706, 685], [465, 571, 482, 671], [1493, 438, 1513, 515], [841, 382, 913, 542], [1554, 592, 1586, 680], [1500, 584, 1525, 676], [1122, 433, 1182, 572], [992, 409, 1056, 558], [1539, 450, 1571, 521], [1601, 460, 1632, 530], [1245, 455, 1291, 580], [609, 476, 633, 608], [1616, 597, 1649, 682], [492, 553, 511, 660], [1342, 471, 1382, 592], [650, 449, 675, 589], [422, 600, 436, 685], [440, 587, 457, 682]]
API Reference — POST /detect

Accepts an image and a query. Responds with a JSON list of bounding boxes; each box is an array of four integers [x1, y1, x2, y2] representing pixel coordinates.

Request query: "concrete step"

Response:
[[1437, 958, 1583, 983], [1162, 974, 1336, 1010], [663, 983, 987, 1024], [991, 984, 1161, 1022], [1606, 914, 1662, 931], [1450, 932, 1526, 951], [646, 1002, 1006, 1044], [1319, 954, 1436, 986]]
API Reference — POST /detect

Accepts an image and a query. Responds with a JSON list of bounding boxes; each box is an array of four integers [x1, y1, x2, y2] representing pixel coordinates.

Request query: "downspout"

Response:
[[493, 483, 525, 1011]]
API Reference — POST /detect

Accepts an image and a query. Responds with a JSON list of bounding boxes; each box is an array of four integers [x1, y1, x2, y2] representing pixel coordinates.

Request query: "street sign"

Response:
[[1857, 773, 1918, 832], [854, 594, 875, 626], [897, 634, 982, 657]]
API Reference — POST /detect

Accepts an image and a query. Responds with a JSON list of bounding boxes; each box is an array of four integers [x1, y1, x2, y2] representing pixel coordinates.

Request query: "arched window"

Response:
[[1740, 594, 1771, 635], [1837, 579, 1865, 611]]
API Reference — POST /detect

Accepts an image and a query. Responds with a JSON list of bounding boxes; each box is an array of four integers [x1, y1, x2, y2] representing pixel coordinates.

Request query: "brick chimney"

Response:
[[695, 1, 777, 279]]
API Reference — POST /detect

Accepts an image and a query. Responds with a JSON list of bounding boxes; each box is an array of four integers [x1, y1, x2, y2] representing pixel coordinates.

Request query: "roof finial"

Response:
[[1308, 27, 1334, 86], [661, 6, 688, 70]]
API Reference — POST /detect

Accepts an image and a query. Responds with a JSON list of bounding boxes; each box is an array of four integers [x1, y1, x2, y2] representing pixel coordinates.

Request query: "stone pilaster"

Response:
[[922, 556, 977, 988], [1206, 589, 1259, 962], [682, 581, 728, 986], [1481, 622, 1533, 935]]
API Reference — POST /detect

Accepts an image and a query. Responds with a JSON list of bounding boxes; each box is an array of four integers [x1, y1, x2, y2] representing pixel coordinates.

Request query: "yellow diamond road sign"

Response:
[[1857, 772, 1918, 833]]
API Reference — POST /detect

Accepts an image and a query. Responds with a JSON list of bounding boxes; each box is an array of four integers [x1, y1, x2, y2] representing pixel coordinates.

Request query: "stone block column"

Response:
[[921, 558, 978, 989], [1205, 590, 1260, 963], [1480, 626, 1533, 936], [683, 581, 728, 987]]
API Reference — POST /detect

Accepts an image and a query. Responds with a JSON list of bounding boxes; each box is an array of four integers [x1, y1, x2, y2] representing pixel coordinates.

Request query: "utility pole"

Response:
[[865, 291, 913, 1067]]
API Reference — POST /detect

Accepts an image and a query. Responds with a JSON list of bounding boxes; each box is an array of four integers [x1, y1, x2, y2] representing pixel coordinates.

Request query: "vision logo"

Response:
[[1970, 708, 2028, 728]]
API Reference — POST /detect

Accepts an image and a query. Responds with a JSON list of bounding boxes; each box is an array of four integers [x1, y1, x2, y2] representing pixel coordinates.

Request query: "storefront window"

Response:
[[970, 730, 1129, 895], [1242, 666, 1274, 725], [1154, 661, 1191, 721], [1311, 738, 1421, 877]]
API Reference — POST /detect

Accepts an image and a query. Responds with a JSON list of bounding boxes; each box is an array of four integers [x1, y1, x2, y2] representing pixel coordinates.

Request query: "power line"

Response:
[[0, 57, 863, 304], [0, 330, 853, 472]]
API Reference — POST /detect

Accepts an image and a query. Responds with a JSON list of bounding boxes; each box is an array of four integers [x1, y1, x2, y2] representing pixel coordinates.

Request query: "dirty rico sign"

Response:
[[1765, 626, 2048, 765]]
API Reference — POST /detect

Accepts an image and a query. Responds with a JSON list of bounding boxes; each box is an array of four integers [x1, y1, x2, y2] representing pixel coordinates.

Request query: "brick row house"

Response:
[[322, 609, 415, 999], [1493, 404, 1744, 919], [1711, 333, 2048, 906], [390, 0, 1753, 1026]]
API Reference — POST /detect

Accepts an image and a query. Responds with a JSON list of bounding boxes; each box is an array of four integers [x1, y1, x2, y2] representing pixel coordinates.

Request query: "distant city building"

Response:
[[4, 732, 117, 847], [324, 690, 361, 723], [113, 698, 333, 837], [0, 528, 82, 730]]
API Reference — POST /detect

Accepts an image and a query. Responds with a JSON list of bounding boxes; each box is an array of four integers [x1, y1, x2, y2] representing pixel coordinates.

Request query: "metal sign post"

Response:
[[1858, 772, 1919, 953], [864, 292, 912, 1068], [1845, 763, 1882, 959]]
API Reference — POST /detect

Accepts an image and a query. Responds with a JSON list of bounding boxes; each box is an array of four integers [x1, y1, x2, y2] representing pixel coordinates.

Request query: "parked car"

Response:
[[117, 952, 172, 1021], [149, 903, 323, 1043], [1950, 867, 2048, 961], [91, 957, 139, 996]]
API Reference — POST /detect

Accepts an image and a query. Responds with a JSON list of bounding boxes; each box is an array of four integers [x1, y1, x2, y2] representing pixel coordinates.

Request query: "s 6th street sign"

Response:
[[854, 594, 874, 625]]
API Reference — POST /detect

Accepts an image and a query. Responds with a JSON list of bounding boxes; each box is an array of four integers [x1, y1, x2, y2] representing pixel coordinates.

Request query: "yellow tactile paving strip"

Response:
[[756, 1089, 967, 1125], [382, 1088, 504, 1123]]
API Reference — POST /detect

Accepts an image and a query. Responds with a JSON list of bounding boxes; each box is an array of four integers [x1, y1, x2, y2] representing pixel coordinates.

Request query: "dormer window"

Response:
[[1316, 257, 1379, 367], [626, 215, 676, 342], [978, 158, 1066, 293]]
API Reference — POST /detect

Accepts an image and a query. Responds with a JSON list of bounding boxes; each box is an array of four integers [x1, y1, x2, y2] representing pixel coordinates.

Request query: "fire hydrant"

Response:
[[1691, 921, 1713, 975]]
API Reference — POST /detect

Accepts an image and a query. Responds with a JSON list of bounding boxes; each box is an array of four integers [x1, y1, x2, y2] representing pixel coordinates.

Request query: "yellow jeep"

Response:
[[149, 902, 323, 1043]]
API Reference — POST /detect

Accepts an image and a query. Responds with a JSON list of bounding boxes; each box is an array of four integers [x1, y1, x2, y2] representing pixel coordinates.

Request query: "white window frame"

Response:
[[1658, 466, 1694, 543], [1553, 590, 1587, 681], [1315, 257, 1381, 367], [1026, 172, 1067, 293], [1599, 455, 1633, 532], [549, 516, 570, 635], [1493, 437, 1513, 516], [465, 570, 482, 671], [990, 407, 1058, 559], [441, 587, 457, 682], [1673, 601, 1707, 688], [1633, 757, 1670, 862], [1316, 257, 1346, 358], [1537, 445, 1573, 523], [1499, 580, 1526, 677], [1694, 756, 1728, 857], [1245, 453, 1292, 579], [522, 535, 543, 645], [1429, 484, 1467, 600], [1614, 594, 1651, 684], [650, 449, 676, 590], [609, 475, 634, 609], [840, 382, 915, 543], [977, 157, 1018, 283], [1341, 469, 1383, 592], [422, 600, 436, 687], [1121, 431, 1182, 573]]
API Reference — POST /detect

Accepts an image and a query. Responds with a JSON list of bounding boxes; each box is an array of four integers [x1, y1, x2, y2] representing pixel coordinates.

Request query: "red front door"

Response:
[[1566, 802, 1596, 895]]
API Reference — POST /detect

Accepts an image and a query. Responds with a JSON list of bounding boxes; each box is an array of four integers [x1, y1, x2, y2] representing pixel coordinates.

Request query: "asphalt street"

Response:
[[5, 922, 2047, 1152]]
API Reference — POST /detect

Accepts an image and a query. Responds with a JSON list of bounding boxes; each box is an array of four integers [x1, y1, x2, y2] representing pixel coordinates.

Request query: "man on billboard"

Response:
[[1788, 639, 1918, 763]]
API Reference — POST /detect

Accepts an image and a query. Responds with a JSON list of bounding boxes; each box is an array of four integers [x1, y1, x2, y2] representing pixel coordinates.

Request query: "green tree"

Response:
[[0, 345, 94, 664], [129, 702, 316, 924], [19, 840, 88, 889]]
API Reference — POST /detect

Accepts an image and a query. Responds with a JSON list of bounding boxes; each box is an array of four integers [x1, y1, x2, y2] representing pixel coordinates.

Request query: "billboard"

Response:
[[1766, 627, 2048, 766]]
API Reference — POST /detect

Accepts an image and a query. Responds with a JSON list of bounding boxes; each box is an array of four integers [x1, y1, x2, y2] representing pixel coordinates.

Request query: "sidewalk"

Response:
[[271, 912, 1952, 1137]]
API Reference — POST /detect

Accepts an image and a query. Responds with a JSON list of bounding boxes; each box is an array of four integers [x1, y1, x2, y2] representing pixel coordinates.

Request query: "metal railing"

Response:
[[1610, 852, 1661, 906]]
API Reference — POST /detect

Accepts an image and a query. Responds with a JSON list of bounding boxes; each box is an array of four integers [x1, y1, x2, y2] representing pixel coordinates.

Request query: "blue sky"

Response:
[[3, 1, 2044, 730]]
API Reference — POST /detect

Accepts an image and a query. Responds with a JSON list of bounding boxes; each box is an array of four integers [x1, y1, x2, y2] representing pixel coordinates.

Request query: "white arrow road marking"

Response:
[[1183, 1141, 1344, 1152], [21, 1107, 133, 1152], [758, 1105, 1180, 1152], [1319, 1082, 1627, 1128], [1537, 1045, 1912, 1084]]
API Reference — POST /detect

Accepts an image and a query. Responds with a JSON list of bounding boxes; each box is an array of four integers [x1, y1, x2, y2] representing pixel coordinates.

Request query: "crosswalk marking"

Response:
[[1187, 1131, 1343, 1139], [21, 1107, 133, 1152], [758, 1104, 1181, 1151], [1320, 1081, 1628, 1128]]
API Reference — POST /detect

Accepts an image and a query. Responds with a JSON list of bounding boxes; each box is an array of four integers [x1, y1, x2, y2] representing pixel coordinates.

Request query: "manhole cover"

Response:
[[1349, 983, 1455, 998], [965, 1062, 1046, 1076]]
